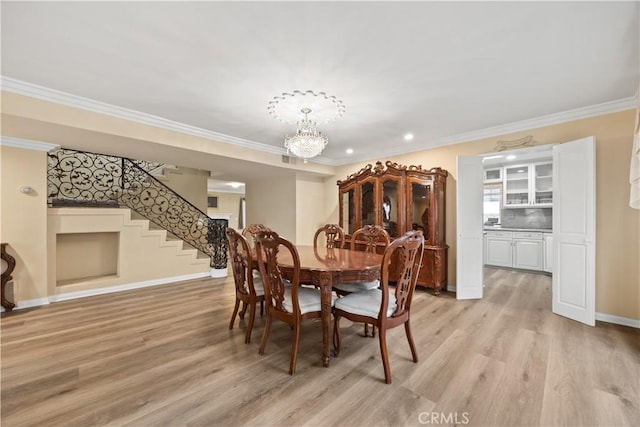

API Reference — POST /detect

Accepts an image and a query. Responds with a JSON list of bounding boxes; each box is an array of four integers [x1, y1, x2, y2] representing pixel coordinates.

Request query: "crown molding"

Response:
[[2, 76, 635, 167], [341, 96, 637, 165], [0, 76, 287, 156], [0, 136, 59, 152]]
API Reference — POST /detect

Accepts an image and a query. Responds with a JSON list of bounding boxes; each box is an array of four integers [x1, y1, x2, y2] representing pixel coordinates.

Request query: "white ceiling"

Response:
[[1, 1, 638, 173]]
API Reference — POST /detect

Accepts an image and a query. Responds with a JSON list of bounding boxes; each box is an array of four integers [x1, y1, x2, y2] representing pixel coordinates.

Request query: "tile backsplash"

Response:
[[501, 208, 552, 229]]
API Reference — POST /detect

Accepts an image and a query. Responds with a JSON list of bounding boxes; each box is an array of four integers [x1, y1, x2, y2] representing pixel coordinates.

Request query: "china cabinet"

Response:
[[337, 161, 448, 294]]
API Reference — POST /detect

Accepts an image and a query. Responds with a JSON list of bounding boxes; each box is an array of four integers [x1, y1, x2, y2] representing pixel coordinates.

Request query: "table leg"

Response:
[[317, 271, 335, 367]]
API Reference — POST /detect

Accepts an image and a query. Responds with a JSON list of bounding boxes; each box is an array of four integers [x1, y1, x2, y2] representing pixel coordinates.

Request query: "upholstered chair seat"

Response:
[[334, 288, 396, 318]]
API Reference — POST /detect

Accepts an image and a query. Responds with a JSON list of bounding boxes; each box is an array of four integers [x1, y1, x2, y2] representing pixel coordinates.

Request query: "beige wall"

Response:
[[48, 208, 209, 296], [324, 109, 640, 320], [296, 176, 328, 246], [245, 176, 297, 242], [207, 192, 243, 230], [160, 166, 209, 212], [0, 146, 49, 303]]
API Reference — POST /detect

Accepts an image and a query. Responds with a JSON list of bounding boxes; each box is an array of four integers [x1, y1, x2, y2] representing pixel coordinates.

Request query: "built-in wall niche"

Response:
[[56, 232, 119, 286]]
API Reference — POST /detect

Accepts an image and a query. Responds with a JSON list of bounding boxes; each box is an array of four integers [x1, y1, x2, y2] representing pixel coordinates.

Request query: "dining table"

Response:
[[275, 245, 383, 367]]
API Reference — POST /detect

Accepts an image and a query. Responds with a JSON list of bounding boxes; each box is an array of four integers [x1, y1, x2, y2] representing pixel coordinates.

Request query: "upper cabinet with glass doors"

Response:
[[503, 161, 552, 208]]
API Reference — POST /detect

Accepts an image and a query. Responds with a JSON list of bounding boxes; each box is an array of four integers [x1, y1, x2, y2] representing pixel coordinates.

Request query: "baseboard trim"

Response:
[[2, 272, 212, 312], [595, 312, 640, 329], [0, 297, 50, 312]]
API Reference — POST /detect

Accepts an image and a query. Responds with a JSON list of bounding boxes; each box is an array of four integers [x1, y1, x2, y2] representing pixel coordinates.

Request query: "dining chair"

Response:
[[334, 224, 390, 295], [313, 224, 346, 249], [226, 228, 265, 344], [332, 230, 425, 384], [334, 224, 390, 336], [255, 230, 335, 375], [242, 223, 272, 249]]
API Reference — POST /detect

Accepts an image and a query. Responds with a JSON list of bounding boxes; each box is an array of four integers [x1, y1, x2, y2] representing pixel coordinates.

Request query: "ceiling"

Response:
[[1, 2, 639, 176]]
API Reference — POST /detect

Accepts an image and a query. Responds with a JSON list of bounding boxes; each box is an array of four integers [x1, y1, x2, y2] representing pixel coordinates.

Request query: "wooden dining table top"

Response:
[[274, 245, 383, 272]]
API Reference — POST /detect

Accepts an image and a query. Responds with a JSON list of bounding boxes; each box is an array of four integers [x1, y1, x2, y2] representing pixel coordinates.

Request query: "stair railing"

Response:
[[47, 148, 227, 269]]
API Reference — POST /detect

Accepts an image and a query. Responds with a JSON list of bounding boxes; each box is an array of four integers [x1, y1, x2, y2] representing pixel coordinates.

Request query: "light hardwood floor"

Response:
[[1, 267, 638, 426]]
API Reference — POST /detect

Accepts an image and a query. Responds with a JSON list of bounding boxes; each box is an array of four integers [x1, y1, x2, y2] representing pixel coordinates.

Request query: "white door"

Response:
[[552, 137, 596, 325], [456, 156, 484, 299]]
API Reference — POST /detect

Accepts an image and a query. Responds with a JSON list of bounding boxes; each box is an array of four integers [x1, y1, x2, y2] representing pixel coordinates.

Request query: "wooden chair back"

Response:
[[381, 230, 424, 318], [350, 225, 391, 255], [226, 227, 265, 344], [242, 224, 271, 249], [226, 228, 257, 298], [313, 224, 346, 249], [255, 230, 301, 316]]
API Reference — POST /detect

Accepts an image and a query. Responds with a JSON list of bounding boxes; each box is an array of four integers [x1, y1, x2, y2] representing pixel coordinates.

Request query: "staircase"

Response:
[[47, 148, 227, 269]]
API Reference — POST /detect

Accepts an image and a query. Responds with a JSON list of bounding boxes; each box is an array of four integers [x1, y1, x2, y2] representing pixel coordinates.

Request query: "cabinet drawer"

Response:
[[484, 231, 513, 238], [513, 231, 543, 240]]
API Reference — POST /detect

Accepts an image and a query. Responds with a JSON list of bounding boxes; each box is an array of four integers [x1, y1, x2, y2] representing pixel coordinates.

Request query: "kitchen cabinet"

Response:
[[484, 231, 512, 267], [503, 161, 552, 208], [543, 232, 553, 273], [484, 230, 546, 272], [483, 167, 502, 183], [512, 232, 543, 270]]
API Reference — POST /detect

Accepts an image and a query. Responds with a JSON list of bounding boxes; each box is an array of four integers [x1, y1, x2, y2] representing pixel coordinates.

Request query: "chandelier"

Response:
[[284, 108, 328, 163], [268, 90, 345, 163]]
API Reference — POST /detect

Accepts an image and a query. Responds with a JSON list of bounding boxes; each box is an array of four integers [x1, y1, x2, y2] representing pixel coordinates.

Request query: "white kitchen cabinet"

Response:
[[483, 167, 502, 183], [503, 161, 552, 208], [513, 239, 543, 270], [485, 230, 546, 272], [543, 233, 553, 273], [484, 231, 513, 267]]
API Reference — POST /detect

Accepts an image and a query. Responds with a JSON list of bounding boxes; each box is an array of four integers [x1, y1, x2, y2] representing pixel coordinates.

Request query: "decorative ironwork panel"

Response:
[[47, 148, 165, 207], [120, 160, 220, 259], [208, 219, 229, 269], [46, 147, 225, 265]]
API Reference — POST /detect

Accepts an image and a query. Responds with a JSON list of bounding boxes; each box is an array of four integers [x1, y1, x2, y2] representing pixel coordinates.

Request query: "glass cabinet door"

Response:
[[361, 180, 375, 226], [409, 181, 430, 241], [534, 162, 553, 205], [382, 179, 399, 237], [504, 165, 530, 206], [340, 188, 356, 234]]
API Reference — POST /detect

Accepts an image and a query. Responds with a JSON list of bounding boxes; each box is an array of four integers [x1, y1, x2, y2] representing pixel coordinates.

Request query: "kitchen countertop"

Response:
[[484, 226, 552, 232]]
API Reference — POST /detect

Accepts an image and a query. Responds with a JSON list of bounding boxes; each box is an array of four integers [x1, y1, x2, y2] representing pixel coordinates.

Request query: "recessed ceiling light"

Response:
[[346, 148, 354, 155], [227, 182, 244, 189], [506, 155, 517, 160], [404, 133, 414, 141]]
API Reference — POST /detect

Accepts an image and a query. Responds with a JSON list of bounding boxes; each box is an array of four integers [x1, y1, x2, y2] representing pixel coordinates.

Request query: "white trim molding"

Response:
[[595, 312, 640, 329], [0, 297, 50, 312], [1, 272, 214, 311], [0, 136, 59, 152], [48, 272, 212, 303]]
